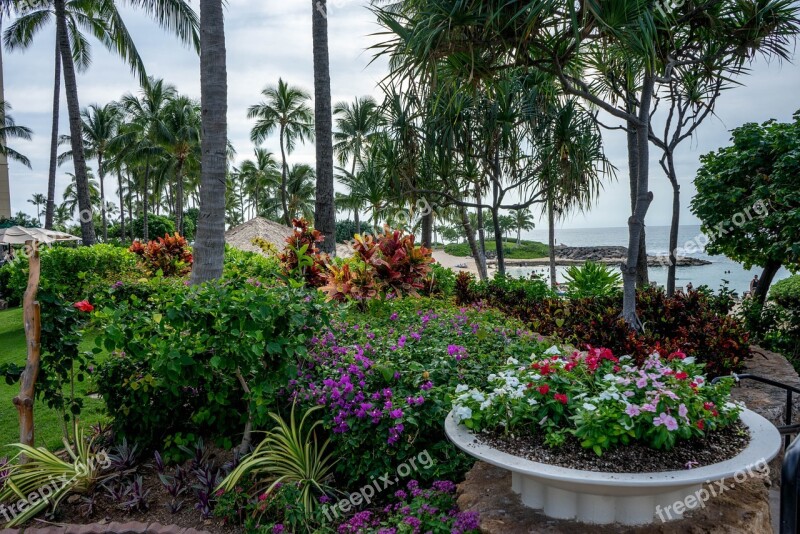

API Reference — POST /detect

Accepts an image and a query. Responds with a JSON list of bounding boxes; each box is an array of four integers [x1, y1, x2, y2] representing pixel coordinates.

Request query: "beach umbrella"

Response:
[[0, 226, 80, 245]]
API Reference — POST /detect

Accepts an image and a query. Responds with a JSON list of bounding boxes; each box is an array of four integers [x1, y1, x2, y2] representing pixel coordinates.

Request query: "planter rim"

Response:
[[444, 407, 780, 488]]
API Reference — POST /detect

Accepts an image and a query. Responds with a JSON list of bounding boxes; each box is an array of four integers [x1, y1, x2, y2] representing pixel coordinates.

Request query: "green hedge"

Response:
[[771, 275, 800, 310]]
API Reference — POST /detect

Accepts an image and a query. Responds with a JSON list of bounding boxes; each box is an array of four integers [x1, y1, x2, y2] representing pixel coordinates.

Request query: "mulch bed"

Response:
[[478, 421, 750, 473]]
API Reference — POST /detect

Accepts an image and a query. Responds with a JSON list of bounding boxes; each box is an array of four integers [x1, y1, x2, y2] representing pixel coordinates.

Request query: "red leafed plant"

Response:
[[279, 218, 329, 288], [350, 227, 434, 298], [320, 259, 378, 302], [129, 233, 193, 276]]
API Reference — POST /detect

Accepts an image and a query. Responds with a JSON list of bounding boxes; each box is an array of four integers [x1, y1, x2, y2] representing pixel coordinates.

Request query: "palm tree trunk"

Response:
[[175, 159, 185, 235], [191, 0, 228, 285], [621, 75, 655, 329], [279, 127, 290, 225], [0, 13, 9, 220], [55, 0, 95, 245], [548, 194, 557, 290], [312, 0, 336, 254], [98, 152, 108, 241], [118, 171, 125, 242], [143, 156, 151, 240], [45, 32, 62, 230]]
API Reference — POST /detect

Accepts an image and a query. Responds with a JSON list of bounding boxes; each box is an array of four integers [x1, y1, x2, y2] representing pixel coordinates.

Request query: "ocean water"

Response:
[[507, 225, 791, 296]]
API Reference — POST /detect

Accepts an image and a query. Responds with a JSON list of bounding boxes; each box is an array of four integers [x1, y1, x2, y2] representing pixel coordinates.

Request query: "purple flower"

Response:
[[653, 412, 679, 431], [272, 525, 285, 534], [625, 404, 641, 417]]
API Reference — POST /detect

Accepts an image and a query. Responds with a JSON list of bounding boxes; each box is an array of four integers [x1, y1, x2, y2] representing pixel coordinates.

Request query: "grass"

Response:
[[0, 307, 108, 452], [444, 239, 550, 259]]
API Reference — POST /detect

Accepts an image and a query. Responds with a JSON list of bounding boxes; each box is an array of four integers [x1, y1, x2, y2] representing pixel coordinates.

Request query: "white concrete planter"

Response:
[[445, 408, 780, 525]]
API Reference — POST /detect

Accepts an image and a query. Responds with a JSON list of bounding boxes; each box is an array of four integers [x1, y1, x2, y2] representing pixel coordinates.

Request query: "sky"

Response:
[[2, 0, 799, 231]]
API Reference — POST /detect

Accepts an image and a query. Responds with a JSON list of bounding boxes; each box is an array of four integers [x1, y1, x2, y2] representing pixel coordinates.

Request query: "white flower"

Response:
[[582, 403, 598, 411], [488, 373, 497, 382], [480, 400, 493, 410], [455, 384, 469, 394], [538, 416, 549, 426], [471, 392, 486, 403], [544, 345, 561, 355], [683, 357, 696, 365], [454, 405, 473, 423], [527, 398, 539, 406], [506, 357, 519, 365]]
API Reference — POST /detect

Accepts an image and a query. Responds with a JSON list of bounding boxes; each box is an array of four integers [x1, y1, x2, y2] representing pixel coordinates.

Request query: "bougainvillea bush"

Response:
[[452, 345, 741, 454], [288, 297, 551, 486]]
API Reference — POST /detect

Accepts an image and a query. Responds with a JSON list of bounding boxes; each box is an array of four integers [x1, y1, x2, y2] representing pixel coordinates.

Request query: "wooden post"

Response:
[[13, 240, 42, 447]]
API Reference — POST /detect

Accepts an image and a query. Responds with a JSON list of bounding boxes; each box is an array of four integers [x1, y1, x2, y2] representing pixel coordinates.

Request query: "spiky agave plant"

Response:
[[0, 427, 108, 527], [217, 405, 336, 522]]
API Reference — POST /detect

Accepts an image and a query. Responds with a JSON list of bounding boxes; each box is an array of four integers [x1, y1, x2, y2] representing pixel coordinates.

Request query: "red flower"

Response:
[[675, 371, 689, 380], [73, 300, 94, 313], [696, 420, 705, 430], [538, 384, 550, 395], [703, 402, 715, 411], [668, 350, 687, 360], [554, 393, 568, 404]]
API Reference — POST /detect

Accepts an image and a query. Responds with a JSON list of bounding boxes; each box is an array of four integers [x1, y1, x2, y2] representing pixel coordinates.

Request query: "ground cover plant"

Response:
[[444, 239, 549, 260]]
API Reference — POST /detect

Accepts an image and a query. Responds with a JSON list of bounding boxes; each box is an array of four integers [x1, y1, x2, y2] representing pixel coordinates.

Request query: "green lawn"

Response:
[[0, 307, 108, 452], [444, 239, 549, 259]]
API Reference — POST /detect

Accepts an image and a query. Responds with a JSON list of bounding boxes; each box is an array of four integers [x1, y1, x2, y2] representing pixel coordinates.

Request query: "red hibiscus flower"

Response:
[[554, 393, 568, 404], [538, 384, 550, 395], [73, 300, 94, 313]]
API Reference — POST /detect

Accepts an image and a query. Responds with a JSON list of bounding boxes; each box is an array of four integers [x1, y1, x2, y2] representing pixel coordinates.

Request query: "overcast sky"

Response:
[[2, 0, 799, 230]]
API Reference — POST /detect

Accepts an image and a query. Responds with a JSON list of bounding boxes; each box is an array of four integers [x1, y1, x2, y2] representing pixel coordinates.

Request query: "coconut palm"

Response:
[[62, 171, 99, 217], [285, 163, 316, 222], [158, 95, 201, 235], [116, 78, 177, 241], [312, 0, 335, 252], [28, 193, 47, 223], [248, 78, 314, 225], [191, 0, 227, 284], [239, 148, 280, 220], [513, 208, 535, 246], [0, 101, 32, 168]]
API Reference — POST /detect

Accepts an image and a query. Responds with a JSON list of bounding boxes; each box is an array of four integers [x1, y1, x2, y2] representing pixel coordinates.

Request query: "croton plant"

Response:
[[452, 345, 742, 455]]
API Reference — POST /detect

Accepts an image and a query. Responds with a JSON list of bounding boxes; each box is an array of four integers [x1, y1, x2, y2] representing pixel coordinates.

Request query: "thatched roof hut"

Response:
[[225, 217, 350, 256]]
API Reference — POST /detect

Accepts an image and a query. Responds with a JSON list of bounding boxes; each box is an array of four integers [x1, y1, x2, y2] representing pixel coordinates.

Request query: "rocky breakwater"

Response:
[[555, 245, 711, 267]]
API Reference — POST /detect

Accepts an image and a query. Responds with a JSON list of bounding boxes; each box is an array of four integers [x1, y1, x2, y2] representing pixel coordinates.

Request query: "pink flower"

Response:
[[678, 403, 688, 419], [641, 403, 657, 413], [73, 300, 94, 313], [653, 413, 678, 431], [625, 404, 641, 417], [635, 377, 648, 388]]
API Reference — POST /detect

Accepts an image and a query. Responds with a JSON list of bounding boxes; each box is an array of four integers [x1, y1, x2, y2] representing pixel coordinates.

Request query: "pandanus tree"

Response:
[[248, 78, 314, 225], [373, 0, 800, 328]]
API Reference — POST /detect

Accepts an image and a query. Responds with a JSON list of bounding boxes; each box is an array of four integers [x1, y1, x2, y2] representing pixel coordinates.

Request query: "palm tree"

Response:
[[0, 101, 32, 168], [62, 171, 99, 217], [117, 78, 177, 241], [336, 144, 392, 230], [333, 96, 380, 233], [4, 0, 199, 232], [159, 95, 200, 235], [191, 0, 227, 285], [285, 163, 316, 222], [28, 193, 47, 224], [239, 148, 280, 220], [248, 78, 314, 225], [312, 0, 335, 252], [53, 202, 71, 230], [513, 208, 535, 245]]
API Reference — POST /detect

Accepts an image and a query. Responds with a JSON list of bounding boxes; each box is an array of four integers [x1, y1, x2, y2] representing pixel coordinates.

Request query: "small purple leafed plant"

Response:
[[121, 475, 150, 512]]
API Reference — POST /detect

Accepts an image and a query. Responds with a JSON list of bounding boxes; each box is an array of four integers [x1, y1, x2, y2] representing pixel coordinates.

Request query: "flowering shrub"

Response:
[[335, 479, 480, 533], [453, 345, 741, 454], [129, 233, 193, 276], [289, 298, 548, 485], [280, 218, 329, 288]]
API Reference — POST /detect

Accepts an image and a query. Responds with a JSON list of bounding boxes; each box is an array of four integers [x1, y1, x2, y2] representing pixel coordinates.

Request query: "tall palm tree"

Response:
[[312, 0, 335, 252], [0, 100, 32, 168], [191, 0, 227, 285], [239, 148, 280, 220], [513, 208, 535, 245], [285, 163, 316, 222], [116, 78, 177, 241], [28, 193, 47, 224], [336, 144, 392, 230], [248, 78, 314, 225], [333, 95, 380, 233], [64, 103, 121, 241], [62, 171, 99, 217], [5, 0, 199, 232], [159, 95, 200, 234]]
